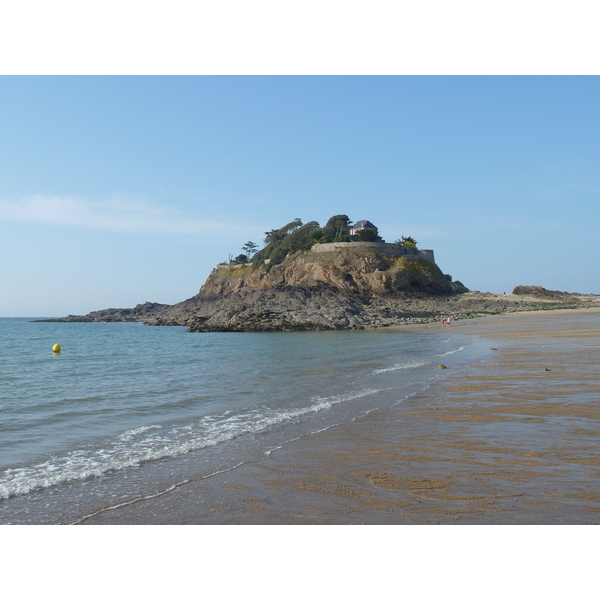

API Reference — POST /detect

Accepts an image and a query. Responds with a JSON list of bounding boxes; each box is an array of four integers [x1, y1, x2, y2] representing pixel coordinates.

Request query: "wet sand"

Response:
[[80, 308, 600, 524]]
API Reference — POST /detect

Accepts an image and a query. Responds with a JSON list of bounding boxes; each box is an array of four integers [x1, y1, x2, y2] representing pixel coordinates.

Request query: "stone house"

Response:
[[349, 220, 377, 236]]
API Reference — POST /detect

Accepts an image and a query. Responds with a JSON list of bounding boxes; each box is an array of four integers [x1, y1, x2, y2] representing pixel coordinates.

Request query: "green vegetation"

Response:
[[351, 227, 382, 242], [253, 220, 322, 270], [394, 236, 417, 247], [397, 257, 436, 274], [526, 301, 582, 311], [263, 218, 303, 245], [242, 241, 259, 257], [317, 215, 352, 243], [231, 215, 389, 271], [252, 215, 357, 271]]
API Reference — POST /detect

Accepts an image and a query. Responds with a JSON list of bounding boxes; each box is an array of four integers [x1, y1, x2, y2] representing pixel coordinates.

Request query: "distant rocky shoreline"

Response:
[[35, 244, 600, 332], [36, 289, 600, 331]]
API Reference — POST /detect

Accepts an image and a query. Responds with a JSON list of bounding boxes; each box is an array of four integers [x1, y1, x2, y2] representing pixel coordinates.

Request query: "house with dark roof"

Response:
[[349, 220, 377, 236]]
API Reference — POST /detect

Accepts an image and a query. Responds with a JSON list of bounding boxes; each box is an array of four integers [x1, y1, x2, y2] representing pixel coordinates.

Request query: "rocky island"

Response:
[[40, 216, 600, 331]]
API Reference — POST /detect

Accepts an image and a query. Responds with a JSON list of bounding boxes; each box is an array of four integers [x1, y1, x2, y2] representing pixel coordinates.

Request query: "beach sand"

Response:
[[79, 308, 600, 524]]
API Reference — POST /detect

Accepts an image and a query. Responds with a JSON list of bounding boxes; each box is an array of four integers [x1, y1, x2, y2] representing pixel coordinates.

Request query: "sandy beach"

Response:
[[79, 308, 600, 524]]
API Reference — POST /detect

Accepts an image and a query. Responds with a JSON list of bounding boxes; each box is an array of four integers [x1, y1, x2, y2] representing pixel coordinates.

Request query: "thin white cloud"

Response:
[[0, 195, 258, 241]]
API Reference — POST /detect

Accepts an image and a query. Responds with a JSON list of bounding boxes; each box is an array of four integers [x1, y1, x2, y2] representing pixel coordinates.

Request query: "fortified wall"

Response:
[[218, 241, 448, 280], [311, 241, 436, 264]]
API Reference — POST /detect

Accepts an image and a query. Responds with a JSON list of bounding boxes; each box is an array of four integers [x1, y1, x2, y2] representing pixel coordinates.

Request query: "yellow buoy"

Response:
[[52, 344, 61, 353]]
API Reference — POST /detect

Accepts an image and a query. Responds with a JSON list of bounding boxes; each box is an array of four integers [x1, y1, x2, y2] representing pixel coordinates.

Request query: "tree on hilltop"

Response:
[[253, 219, 321, 270], [395, 236, 417, 247], [242, 241, 259, 257], [264, 218, 303, 244], [319, 215, 352, 243], [351, 227, 382, 242]]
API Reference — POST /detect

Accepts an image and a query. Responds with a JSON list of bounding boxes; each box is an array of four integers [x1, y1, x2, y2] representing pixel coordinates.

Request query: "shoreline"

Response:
[[34, 289, 600, 331], [394, 304, 600, 332], [79, 308, 600, 524]]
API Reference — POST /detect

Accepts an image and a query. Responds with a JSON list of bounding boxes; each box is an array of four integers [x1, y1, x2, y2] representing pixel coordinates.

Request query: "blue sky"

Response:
[[2, 75, 600, 316]]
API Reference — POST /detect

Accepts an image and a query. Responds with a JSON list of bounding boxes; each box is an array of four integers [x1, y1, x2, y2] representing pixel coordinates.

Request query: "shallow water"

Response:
[[0, 318, 490, 524]]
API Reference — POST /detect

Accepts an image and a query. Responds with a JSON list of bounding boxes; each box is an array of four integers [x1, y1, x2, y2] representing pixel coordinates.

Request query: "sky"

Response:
[[2, 75, 600, 316], [1, 2, 597, 590], [0, 76, 600, 317]]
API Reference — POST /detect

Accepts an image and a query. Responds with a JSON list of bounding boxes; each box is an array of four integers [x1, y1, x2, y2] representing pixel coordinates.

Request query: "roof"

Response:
[[353, 220, 376, 229]]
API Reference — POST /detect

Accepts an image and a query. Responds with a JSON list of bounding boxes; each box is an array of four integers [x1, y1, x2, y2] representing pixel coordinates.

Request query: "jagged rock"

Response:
[[145, 248, 462, 331], [41, 248, 598, 332], [512, 285, 572, 299], [35, 302, 169, 323]]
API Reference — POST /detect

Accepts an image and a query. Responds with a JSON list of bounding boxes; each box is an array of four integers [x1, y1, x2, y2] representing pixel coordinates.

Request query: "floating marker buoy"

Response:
[[52, 344, 61, 353]]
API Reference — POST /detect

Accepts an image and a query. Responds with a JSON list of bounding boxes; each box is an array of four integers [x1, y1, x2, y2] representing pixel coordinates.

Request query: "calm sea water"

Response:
[[0, 317, 490, 524]]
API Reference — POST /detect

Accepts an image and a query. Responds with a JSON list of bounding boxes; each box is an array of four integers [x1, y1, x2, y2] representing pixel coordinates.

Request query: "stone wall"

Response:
[[311, 241, 436, 264], [217, 262, 251, 271]]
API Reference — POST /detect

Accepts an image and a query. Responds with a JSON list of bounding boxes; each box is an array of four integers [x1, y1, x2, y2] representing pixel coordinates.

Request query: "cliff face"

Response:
[[201, 250, 456, 299], [40, 245, 600, 330], [145, 248, 467, 331]]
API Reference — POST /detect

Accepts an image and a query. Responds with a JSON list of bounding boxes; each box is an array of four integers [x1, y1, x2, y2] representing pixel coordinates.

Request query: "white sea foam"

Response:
[[1, 319, 476, 510], [117, 425, 162, 441], [373, 344, 467, 374], [0, 387, 382, 500]]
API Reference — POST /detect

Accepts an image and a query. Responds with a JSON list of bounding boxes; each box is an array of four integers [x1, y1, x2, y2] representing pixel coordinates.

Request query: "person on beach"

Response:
[[441, 317, 446, 327], [446, 316, 452, 326]]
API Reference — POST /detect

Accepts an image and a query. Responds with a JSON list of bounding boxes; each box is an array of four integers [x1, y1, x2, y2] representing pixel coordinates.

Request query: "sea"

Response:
[[0, 317, 491, 524]]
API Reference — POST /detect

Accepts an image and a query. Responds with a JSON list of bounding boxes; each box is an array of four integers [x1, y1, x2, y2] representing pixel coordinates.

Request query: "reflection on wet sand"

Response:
[[82, 309, 600, 524]]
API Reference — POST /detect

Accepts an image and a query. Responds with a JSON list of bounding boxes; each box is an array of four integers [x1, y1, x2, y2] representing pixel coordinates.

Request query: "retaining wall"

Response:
[[311, 241, 436, 264]]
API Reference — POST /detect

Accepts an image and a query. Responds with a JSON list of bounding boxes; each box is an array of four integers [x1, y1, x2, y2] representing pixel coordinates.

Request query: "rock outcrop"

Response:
[[140, 247, 469, 331], [512, 285, 573, 299], [39, 247, 599, 332], [37, 301, 169, 323]]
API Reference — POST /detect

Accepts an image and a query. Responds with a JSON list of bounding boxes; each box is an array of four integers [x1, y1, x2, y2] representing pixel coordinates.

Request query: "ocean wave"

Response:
[[0, 387, 381, 500], [372, 344, 467, 374]]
